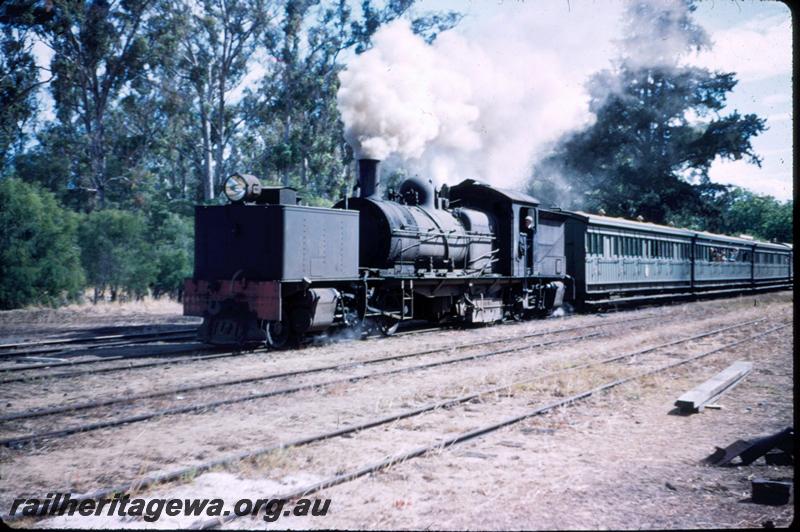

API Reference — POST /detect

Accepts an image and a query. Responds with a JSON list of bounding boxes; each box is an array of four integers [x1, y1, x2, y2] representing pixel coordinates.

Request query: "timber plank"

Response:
[[675, 361, 753, 412]]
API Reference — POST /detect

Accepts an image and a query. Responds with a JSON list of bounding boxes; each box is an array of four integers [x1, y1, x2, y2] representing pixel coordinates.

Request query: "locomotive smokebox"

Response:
[[358, 158, 380, 198]]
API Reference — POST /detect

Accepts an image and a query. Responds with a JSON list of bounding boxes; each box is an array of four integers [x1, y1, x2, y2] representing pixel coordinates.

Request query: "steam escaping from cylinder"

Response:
[[337, 3, 624, 188]]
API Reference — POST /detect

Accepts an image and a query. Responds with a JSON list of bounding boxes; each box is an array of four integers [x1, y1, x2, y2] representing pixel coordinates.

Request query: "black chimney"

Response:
[[358, 159, 379, 198]]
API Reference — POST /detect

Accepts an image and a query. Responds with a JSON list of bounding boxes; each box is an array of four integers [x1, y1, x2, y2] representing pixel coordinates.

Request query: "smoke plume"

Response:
[[337, 2, 625, 188]]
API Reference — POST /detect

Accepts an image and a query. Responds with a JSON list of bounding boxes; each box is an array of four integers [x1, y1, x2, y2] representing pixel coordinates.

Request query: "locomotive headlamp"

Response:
[[223, 173, 261, 203]]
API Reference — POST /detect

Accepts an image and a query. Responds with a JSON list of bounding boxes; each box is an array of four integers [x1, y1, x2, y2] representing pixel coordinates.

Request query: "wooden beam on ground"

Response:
[[675, 361, 753, 413]]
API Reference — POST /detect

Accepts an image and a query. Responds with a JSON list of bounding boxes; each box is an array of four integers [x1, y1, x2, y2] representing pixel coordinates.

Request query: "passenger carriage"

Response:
[[556, 211, 793, 308]]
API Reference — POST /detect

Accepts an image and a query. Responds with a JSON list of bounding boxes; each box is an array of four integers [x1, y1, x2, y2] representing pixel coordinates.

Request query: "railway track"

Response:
[[0, 348, 250, 384], [0, 321, 457, 380], [0, 327, 198, 355], [192, 319, 788, 529], [0, 314, 674, 446], [0, 337, 201, 363], [0, 314, 762, 449], [2, 317, 785, 527], [0, 333, 599, 446], [0, 304, 713, 382]]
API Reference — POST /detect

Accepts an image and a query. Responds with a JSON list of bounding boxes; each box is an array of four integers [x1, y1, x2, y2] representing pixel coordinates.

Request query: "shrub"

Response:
[[0, 178, 85, 309]]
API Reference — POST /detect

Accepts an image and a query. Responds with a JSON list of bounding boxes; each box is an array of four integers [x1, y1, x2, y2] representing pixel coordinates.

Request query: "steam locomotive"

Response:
[[183, 159, 793, 346]]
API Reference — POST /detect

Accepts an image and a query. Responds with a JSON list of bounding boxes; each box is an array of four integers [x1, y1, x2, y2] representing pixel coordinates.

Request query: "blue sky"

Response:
[[411, 0, 792, 200]]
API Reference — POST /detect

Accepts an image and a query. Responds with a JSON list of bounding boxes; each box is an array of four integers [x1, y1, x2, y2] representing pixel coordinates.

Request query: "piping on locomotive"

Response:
[[183, 159, 568, 346], [183, 159, 793, 347]]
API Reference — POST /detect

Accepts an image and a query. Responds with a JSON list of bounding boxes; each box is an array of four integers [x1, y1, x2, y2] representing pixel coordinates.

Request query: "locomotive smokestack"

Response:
[[358, 159, 380, 198]]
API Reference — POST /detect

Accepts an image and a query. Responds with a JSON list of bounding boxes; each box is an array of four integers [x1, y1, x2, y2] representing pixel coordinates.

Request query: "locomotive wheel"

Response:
[[265, 319, 290, 349]]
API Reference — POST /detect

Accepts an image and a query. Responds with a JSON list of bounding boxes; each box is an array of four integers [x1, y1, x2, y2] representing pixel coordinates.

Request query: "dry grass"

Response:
[[0, 296, 183, 325]]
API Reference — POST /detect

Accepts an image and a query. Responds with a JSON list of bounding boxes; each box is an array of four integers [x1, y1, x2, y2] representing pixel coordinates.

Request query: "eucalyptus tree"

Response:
[[0, 25, 41, 170], [176, 0, 278, 201], [242, 0, 462, 203], [14, 0, 179, 208], [530, 0, 766, 225]]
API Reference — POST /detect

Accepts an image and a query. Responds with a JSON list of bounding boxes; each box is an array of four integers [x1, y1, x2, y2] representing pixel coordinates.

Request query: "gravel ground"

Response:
[[0, 292, 793, 529]]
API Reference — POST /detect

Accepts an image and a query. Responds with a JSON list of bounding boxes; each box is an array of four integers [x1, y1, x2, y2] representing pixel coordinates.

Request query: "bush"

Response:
[[78, 209, 157, 301], [0, 178, 85, 309]]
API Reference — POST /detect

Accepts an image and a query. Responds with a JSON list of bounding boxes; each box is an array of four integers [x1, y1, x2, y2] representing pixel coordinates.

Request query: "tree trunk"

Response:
[[282, 115, 291, 186], [215, 67, 226, 193], [89, 112, 108, 209], [201, 109, 213, 201]]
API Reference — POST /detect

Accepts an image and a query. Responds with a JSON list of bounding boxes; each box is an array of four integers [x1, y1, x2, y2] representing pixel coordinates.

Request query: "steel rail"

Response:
[[0, 332, 601, 447], [193, 321, 789, 530], [2, 319, 784, 526], [0, 328, 198, 352], [0, 317, 565, 380], [0, 309, 669, 381], [0, 315, 765, 447], [0, 332, 199, 360], [0, 325, 455, 379], [0, 346, 236, 383], [0, 314, 664, 423], [0, 337, 204, 364]]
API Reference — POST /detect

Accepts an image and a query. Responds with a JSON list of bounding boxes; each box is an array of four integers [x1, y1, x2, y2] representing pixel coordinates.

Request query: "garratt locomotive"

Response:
[[183, 159, 568, 346]]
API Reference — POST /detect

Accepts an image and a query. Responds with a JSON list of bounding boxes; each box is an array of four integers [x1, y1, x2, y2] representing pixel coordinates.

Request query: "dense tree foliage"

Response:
[[672, 186, 793, 244], [529, 0, 768, 226], [0, 178, 85, 309], [0, 0, 460, 307], [0, 0, 789, 309], [0, 25, 41, 169]]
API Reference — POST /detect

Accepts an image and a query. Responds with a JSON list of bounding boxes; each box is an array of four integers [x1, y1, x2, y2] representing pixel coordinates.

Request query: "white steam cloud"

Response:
[[337, 2, 624, 188]]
